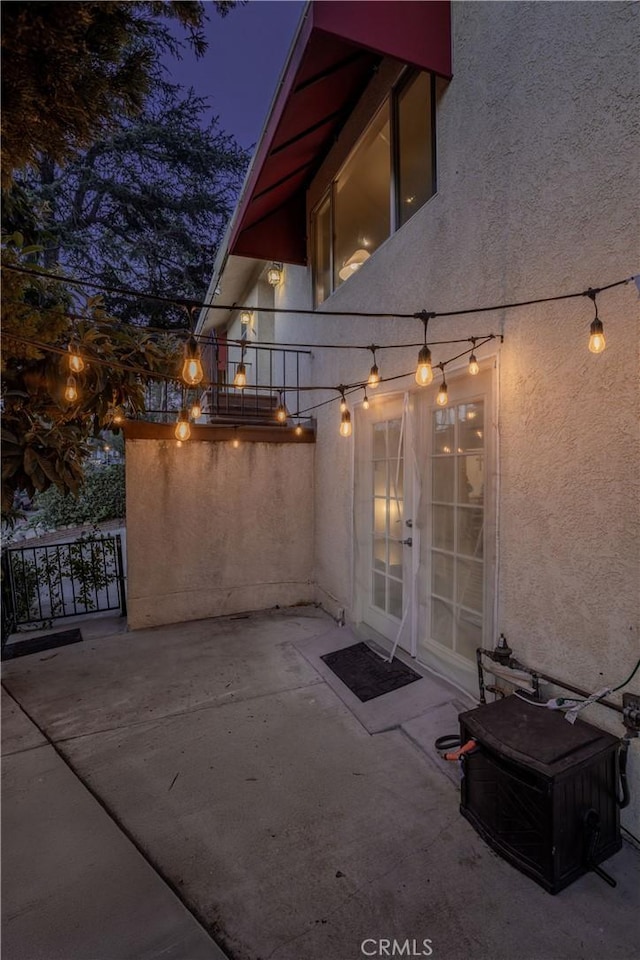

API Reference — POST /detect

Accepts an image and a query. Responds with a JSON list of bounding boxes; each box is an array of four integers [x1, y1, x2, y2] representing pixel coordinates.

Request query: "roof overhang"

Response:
[[227, 0, 452, 266]]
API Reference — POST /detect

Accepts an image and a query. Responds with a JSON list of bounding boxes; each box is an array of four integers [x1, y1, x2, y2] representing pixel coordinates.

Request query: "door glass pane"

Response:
[[458, 456, 484, 505], [457, 508, 484, 558], [431, 597, 454, 649], [456, 558, 483, 612], [456, 608, 483, 660], [397, 71, 434, 227], [432, 551, 454, 599], [373, 538, 386, 572], [388, 540, 403, 577], [334, 104, 391, 289], [373, 573, 386, 610], [374, 460, 387, 496], [390, 458, 404, 500], [373, 422, 386, 459], [313, 194, 331, 305], [434, 408, 455, 453], [387, 420, 402, 458], [389, 578, 403, 619], [374, 498, 388, 535], [433, 505, 454, 551], [459, 402, 484, 451], [433, 457, 455, 502]]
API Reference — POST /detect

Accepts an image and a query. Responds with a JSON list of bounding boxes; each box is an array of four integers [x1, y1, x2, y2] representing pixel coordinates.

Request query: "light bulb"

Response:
[[64, 375, 78, 403], [190, 401, 202, 420], [232, 438, 240, 449], [368, 363, 380, 389], [436, 378, 448, 407], [234, 362, 247, 388], [339, 409, 352, 438], [267, 264, 282, 287], [275, 402, 288, 423], [175, 411, 191, 441], [181, 336, 204, 386], [240, 310, 252, 325], [589, 318, 606, 354], [468, 353, 479, 376], [340, 396, 347, 413], [295, 425, 303, 436], [68, 343, 85, 373], [415, 345, 433, 386], [112, 406, 124, 425], [363, 394, 370, 410]]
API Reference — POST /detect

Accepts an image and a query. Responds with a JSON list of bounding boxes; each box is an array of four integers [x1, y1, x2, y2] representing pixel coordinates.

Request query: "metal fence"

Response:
[[1, 534, 126, 639]]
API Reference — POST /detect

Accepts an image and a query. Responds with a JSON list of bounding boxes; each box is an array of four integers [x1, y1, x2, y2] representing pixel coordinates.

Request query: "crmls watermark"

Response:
[[360, 939, 433, 957]]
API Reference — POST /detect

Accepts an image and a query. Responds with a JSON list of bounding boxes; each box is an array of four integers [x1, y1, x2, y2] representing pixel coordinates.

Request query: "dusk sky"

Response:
[[166, 0, 306, 147]]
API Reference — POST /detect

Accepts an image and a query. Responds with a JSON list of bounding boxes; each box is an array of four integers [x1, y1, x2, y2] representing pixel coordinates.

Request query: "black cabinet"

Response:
[[459, 695, 621, 893]]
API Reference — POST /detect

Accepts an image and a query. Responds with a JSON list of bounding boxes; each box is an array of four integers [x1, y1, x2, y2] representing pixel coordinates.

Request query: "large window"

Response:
[[312, 70, 435, 305]]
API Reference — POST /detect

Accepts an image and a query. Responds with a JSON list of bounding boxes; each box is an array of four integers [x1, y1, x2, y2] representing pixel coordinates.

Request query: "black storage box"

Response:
[[459, 695, 621, 893]]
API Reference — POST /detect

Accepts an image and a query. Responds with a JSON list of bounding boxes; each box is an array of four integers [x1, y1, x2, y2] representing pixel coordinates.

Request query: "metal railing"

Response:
[[2, 534, 126, 637]]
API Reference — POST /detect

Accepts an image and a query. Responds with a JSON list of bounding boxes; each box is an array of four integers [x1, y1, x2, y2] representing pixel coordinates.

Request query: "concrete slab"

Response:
[[1, 688, 46, 756], [1, 742, 225, 960], [294, 625, 473, 733], [1, 607, 330, 741], [4, 610, 640, 960], [402, 699, 472, 788]]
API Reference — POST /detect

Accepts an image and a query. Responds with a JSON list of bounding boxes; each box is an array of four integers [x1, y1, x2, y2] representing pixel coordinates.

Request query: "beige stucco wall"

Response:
[[272, 1, 640, 830], [125, 439, 315, 629]]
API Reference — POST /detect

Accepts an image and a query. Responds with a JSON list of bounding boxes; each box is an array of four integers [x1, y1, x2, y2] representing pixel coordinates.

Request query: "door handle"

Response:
[[405, 519, 413, 528], [401, 537, 413, 547]]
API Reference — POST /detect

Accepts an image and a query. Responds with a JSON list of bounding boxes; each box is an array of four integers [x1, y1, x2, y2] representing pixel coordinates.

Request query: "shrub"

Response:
[[34, 464, 125, 529]]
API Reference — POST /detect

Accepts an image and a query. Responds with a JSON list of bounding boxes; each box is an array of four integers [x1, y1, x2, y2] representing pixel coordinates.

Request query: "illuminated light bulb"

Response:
[[64, 375, 78, 403], [234, 362, 247, 389], [339, 409, 352, 438], [415, 345, 433, 386], [339, 395, 347, 413], [181, 336, 204, 386], [476, 429, 483, 439], [363, 394, 370, 411], [240, 310, 252, 326], [174, 410, 191, 441], [443, 446, 451, 454], [275, 401, 288, 423], [588, 318, 606, 354], [267, 264, 282, 287], [295, 425, 303, 436], [112, 406, 124, 425], [68, 343, 85, 373], [368, 363, 380, 390], [232, 438, 240, 449], [190, 401, 202, 420], [436, 377, 448, 407], [176, 440, 183, 448], [467, 409, 476, 420], [468, 353, 480, 376]]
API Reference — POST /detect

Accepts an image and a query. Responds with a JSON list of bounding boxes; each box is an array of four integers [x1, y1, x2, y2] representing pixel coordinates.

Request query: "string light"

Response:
[[340, 395, 347, 413], [363, 392, 370, 410], [275, 393, 288, 423], [111, 406, 125, 425], [175, 409, 191, 441], [190, 400, 202, 420], [233, 361, 247, 389], [415, 312, 434, 385], [232, 437, 240, 448], [468, 338, 480, 375], [67, 342, 85, 373], [340, 409, 352, 438], [367, 346, 380, 389], [64, 375, 78, 403], [587, 289, 606, 354], [267, 263, 283, 287], [240, 310, 252, 325], [436, 369, 448, 407], [181, 335, 204, 386], [295, 424, 303, 436]]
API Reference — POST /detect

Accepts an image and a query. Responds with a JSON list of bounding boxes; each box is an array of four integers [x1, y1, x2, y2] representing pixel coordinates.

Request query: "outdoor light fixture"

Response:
[[338, 248, 370, 282], [275, 394, 288, 423], [415, 345, 434, 386], [182, 335, 204, 386], [340, 395, 347, 414], [67, 342, 85, 373], [232, 437, 240, 449], [175, 409, 191, 441], [436, 373, 449, 407], [468, 340, 480, 375], [240, 310, 252, 326], [295, 424, 303, 436], [111, 406, 125, 425], [367, 346, 380, 390], [587, 290, 606, 353], [267, 263, 283, 287], [64, 375, 78, 403], [233, 362, 247, 389], [340, 409, 352, 438], [363, 392, 370, 410], [190, 400, 202, 420]]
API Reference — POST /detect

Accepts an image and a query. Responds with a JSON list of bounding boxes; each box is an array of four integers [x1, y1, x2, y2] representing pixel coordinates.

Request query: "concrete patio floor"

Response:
[[2, 606, 639, 960]]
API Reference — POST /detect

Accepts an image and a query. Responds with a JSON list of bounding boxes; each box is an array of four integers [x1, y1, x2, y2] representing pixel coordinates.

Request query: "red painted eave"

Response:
[[229, 1, 451, 266]]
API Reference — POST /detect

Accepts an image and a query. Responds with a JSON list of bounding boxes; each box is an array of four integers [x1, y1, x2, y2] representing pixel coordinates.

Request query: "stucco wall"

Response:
[[272, 1, 640, 829], [125, 439, 315, 629]]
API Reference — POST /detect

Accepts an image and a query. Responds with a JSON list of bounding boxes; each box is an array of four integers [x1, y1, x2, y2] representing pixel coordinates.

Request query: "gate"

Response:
[[1, 534, 127, 641]]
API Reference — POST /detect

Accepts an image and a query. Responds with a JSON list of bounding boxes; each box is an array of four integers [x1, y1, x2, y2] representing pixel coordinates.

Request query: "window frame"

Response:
[[311, 68, 436, 306]]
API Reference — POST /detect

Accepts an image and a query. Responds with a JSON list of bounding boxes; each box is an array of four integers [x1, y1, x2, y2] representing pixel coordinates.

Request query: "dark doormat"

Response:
[[2, 628, 83, 661], [321, 642, 422, 702]]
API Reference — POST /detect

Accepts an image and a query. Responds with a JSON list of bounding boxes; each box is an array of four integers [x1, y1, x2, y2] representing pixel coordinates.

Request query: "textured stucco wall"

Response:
[[272, 2, 640, 829], [125, 440, 315, 629]]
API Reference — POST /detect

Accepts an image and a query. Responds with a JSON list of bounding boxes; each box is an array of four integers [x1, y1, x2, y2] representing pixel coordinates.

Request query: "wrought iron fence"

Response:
[[2, 534, 126, 638]]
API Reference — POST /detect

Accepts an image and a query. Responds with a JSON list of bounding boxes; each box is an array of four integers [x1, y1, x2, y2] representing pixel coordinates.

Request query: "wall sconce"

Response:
[[267, 263, 283, 287], [338, 248, 370, 282], [240, 310, 252, 326]]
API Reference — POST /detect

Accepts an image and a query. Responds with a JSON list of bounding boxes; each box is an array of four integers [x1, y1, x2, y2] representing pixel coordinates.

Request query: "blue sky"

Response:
[[166, 0, 305, 147]]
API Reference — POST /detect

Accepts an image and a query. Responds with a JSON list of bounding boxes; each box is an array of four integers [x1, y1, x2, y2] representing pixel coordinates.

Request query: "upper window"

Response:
[[312, 70, 435, 305]]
